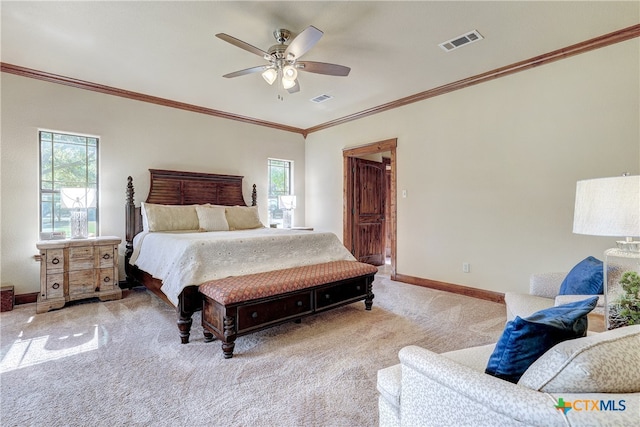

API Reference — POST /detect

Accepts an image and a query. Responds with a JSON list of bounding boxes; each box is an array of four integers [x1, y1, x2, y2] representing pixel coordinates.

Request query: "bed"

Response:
[[124, 169, 375, 345]]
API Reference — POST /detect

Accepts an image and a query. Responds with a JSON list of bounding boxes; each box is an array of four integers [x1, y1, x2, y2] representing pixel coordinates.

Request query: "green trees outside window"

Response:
[[268, 158, 292, 227]]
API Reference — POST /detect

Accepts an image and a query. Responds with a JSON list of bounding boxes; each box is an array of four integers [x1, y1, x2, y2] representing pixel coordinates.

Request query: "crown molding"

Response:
[[2, 24, 638, 138], [305, 23, 640, 135], [0, 62, 306, 136]]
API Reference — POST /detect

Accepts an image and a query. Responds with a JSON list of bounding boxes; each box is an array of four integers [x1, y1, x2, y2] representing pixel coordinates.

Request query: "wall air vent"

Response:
[[439, 30, 483, 52], [310, 94, 333, 104]]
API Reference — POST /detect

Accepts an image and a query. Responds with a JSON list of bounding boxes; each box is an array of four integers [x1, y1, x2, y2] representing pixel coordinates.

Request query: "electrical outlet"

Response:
[[462, 262, 470, 273], [402, 189, 407, 198]]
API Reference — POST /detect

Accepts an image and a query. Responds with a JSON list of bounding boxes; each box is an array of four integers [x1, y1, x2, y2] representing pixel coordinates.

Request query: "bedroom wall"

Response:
[[305, 38, 640, 295], [0, 74, 305, 295]]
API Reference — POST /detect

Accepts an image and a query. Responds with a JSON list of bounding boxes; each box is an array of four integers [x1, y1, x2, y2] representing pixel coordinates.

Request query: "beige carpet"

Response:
[[0, 273, 506, 427]]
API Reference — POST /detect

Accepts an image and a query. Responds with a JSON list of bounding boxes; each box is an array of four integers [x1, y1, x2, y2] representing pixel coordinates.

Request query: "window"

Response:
[[39, 131, 99, 236], [267, 158, 293, 228]]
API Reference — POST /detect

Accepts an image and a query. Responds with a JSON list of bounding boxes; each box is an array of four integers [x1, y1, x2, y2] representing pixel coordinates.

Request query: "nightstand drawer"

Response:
[[68, 269, 97, 296], [45, 273, 65, 298], [97, 268, 117, 290], [45, 249, 65, 272], [98, 246, 115, 268], [69, 246, 94, 270]]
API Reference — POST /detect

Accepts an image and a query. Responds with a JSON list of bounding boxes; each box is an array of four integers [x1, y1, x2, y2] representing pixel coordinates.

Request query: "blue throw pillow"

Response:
[[485, 296, 598, 383], [558, 256, 603, 295]]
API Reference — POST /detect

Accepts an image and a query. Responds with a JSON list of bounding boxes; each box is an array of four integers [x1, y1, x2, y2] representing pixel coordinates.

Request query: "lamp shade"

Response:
[[262, 68, 277, 85], [282, 65, 298, 81], [278, 195, 296, 210], [61, 188, 96, 209], [573, 175, 640, 237], [281, 77, 296, 90]]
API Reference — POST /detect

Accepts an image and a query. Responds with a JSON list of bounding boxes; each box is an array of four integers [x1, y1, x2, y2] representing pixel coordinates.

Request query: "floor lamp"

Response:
[[573, 175, 640, 329]]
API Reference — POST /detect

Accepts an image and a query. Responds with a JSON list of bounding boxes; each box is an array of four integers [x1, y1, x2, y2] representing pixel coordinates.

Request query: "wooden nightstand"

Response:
[[36, 236, 122, 313]]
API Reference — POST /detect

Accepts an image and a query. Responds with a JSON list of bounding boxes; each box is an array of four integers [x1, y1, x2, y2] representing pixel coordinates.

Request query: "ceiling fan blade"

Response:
[[222, 65, 268, 78], [216, 33, 269, 58], [297, 61, 350, 77], [284, 26, 323, 60], [287, 80, 300, 94]]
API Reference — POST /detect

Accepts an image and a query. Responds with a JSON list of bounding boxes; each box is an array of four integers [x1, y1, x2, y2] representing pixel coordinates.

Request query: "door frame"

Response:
[[343, 138, 397, 279]]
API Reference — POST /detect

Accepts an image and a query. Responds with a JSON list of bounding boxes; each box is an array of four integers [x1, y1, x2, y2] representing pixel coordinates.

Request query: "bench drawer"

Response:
[[237, 291, 313, 333], [316, 279, 368, 309]]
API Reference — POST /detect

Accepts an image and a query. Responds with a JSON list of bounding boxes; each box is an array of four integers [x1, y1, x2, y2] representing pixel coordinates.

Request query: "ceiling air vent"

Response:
[[439, 30, 483, 52], [310, 94, 333, 104]]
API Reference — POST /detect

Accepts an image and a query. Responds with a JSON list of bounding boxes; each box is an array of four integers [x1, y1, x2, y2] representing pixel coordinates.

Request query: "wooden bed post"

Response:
[[125, 176, 136, 281], [252, 184, 257, 206]]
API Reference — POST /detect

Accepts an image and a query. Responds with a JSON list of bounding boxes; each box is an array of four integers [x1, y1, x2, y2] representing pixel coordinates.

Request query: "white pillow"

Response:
[[196, 205, 229, 231], [141, 202, 200, 232], [141, 202, 150, 232], [225, 206, 264, 230], [518, 325, 640, 393]]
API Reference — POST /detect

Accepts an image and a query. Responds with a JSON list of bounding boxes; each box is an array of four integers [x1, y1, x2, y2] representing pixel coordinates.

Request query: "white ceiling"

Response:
[[2, 1, 638, 131]]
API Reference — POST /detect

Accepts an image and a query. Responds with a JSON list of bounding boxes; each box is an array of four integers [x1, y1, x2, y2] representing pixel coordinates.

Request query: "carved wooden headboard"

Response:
[[125, 169, 257, 262]]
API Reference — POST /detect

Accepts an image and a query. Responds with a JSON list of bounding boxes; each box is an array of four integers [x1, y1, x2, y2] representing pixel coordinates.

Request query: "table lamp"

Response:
[[573, 174, 640, 329], [61, 188, 96, 239], [278, 195, 296, 229]]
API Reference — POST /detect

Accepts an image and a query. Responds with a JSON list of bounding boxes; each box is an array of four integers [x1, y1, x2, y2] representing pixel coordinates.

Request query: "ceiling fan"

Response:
[[216, 26, 350, 94]]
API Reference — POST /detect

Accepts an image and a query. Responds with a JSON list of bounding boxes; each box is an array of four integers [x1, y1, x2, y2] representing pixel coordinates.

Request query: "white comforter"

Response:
[[130, 228, 356, 305]]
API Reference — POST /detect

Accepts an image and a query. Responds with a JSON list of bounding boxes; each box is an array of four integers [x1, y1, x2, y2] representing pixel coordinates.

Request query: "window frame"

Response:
[[38, 129, 100, 237]]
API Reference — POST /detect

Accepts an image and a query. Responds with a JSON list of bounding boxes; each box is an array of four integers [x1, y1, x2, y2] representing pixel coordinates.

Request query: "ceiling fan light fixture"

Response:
[[282, 77, 296, 90], [282, 65, 298, 81], [262, 68, 277, 85], [218, 26, 350, 95]]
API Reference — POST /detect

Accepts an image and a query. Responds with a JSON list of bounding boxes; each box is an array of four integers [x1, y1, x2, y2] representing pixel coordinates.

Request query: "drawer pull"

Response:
[[52, 283, 60, 290], [356, 285, 361, 291], [51, 257, 60, 265], [102, 253, 111, 260], [251, 312, 258, 319], [103, 276, 111, 283], [296, 301, 303, 307], [325, 294, 331, 300]]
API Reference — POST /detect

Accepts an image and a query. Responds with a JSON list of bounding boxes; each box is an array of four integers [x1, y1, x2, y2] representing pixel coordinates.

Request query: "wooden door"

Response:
[[384, 158, 391, 258], [351, 157, 386, 266]]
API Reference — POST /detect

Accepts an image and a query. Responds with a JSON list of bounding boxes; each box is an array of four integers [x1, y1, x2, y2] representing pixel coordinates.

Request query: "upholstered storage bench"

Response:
[[199, 260, 378, 358]]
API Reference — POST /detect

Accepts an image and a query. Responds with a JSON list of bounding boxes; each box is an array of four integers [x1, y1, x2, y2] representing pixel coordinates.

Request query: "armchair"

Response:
[[377, 326, 639, 426], [505, 272, 605, 331]]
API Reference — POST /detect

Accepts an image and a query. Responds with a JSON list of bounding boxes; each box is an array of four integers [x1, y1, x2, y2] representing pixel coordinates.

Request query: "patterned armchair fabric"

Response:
[[377, 326, 640, 427]]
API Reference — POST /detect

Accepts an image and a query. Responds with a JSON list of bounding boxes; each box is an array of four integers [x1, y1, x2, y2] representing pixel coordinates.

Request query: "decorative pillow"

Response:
[[518, 325, 640, 393], [558, 256, 603, 295], [225, 206, 263, 230], [485, 296, 598, 383], [196, 205, 229, 232], [141, 202, 200, 232]]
